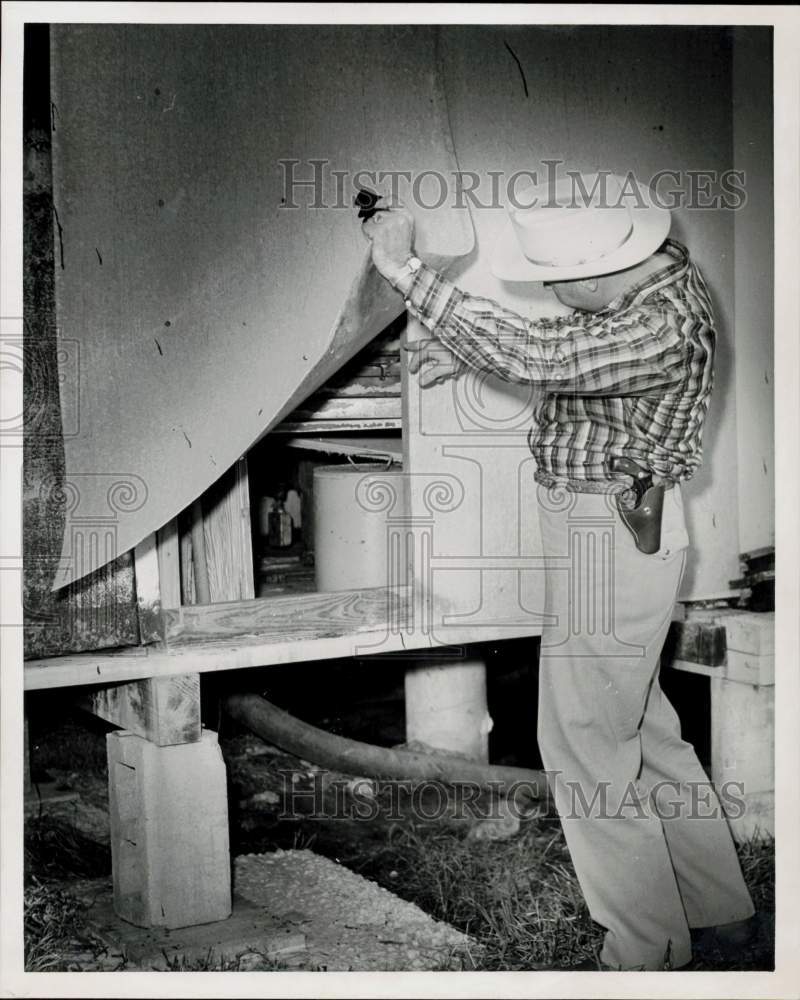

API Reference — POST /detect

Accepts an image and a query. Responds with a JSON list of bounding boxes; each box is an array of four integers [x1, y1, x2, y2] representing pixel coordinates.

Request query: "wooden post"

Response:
[[99, 461, 256, 927], [710, 677, 774, 841], [82, 517, 233, 927], [78, 520, 203, 745], [710, 612, 774, 841], [664, 611, 774, 841]]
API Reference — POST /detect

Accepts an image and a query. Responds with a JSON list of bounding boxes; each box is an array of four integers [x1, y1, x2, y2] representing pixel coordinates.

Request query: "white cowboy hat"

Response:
[[491, 172, 671, 282]]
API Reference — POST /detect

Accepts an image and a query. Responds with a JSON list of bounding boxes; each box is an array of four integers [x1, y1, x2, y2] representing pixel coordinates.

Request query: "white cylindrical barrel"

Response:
[[404, 659, 492, 762], [312, 464, 405, 592], [313, 463, 491, 764]]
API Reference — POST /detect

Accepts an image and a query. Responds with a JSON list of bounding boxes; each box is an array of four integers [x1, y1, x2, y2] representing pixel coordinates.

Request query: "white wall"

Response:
[[732, 28, 774, 554], [438, 25, 743, 598]]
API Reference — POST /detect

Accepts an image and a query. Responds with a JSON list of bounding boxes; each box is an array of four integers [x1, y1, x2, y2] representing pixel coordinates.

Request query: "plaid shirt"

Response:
[[397, 239, 715, 487]]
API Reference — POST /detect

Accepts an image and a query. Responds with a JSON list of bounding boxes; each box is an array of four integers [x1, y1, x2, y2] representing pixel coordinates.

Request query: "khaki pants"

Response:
[[536, 483, 754, 970]]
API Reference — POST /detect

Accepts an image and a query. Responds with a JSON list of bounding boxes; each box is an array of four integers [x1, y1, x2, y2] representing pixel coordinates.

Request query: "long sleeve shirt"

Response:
[[395, 239, 715, 488]]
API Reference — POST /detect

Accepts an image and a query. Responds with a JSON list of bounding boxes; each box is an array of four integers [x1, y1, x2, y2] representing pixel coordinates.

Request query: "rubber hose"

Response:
[[224, 692, 546, 801]]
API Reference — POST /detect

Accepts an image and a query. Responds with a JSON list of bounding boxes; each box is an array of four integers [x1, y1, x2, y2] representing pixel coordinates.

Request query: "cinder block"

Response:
[[107, 729, 231, 929]]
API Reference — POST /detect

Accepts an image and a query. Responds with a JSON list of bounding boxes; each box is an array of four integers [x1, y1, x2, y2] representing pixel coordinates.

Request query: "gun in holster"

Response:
[[610, 456, 665, 555]]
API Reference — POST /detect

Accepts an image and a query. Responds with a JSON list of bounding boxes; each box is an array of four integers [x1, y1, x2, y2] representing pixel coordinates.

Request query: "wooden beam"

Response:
[[77, 673, 202, 746], [287, 396, 401, 422], [273, 418, 402, 434], [283, 435, 402, 462], [663, 619, 727, 668], [80, 522, 200, 744], [25, 585, 545, 691], [663, 657, 723, 680], [165, 586, 411, 645]]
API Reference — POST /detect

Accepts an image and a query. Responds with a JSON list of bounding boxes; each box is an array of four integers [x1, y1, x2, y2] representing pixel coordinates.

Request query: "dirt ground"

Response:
[[24, 650, 775, 972]]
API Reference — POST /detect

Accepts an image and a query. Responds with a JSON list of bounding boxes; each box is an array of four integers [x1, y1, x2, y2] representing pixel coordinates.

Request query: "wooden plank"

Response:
[[718, 611, 774, 656], [663, 657, 723, 680], [78, 673, 202, 746], [274, 418, 402, 434], [24, 586, 545, 691], [725, 650, 775, 687], [663, 619, 727, 667], [82, 521, 200, 745], [179, 524, 196, 605], [133, 534, 164, 644], [283, 435, 402, 462], [315, 382, 400, 398], [156, 518, 181, 610], [288, 396, 401, 422], [165, 587, 411, 645], [202, 457, 255, 604]]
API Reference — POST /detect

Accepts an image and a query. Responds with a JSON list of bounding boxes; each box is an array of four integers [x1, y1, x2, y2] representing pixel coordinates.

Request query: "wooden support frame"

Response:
[[662, 610, 774, 684], [107, 729, 231, 927], [664, 610, 774, 841], [27, 585, 543, 690], [77, 674, 202, 746], [75, 518, 202, 743]]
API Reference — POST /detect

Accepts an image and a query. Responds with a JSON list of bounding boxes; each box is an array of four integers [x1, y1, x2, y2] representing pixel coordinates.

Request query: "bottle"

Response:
[[268, 496, 293, 548]]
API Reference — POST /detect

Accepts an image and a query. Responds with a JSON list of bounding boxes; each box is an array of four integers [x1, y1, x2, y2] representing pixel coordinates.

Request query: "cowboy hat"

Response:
[[491, 172, 671, 282]]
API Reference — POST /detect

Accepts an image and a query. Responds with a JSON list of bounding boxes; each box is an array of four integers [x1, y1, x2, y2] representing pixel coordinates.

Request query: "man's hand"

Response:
[[404, 337, 464, 388], [362, 202, 415, 283]]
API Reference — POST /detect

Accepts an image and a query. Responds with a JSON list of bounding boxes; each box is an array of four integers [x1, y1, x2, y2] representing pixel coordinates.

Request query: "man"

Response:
[[362, 172, 756, 971]]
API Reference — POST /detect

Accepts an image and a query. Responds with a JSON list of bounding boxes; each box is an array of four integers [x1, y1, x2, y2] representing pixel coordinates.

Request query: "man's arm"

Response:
[[363, 205, 687, 396], [395, 261, 687, 395]]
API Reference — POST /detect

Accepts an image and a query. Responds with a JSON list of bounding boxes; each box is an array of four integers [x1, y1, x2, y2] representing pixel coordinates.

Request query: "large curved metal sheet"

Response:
[[50, 24, 473, 587]]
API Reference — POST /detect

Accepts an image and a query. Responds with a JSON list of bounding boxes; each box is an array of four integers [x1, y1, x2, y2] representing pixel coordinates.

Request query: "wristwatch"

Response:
[[391, 255, 423, 288]]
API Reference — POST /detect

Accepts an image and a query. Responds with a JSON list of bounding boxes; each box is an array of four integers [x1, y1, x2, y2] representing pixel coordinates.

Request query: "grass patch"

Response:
[[24, 878, 111, 971], [364, 819, 603, 970], [25, 814, 110, 882], [358, 820, 774, 971], [158, 950, 304, 971], [737, 833, 775, 912]]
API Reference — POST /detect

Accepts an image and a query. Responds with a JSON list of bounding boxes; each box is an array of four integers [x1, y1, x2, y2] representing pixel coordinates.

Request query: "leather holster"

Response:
[[610, 456, 665, 555]]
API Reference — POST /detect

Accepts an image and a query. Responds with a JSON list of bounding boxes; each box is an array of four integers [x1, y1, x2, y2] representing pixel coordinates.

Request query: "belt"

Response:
[[536, 476, 676, 495]]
